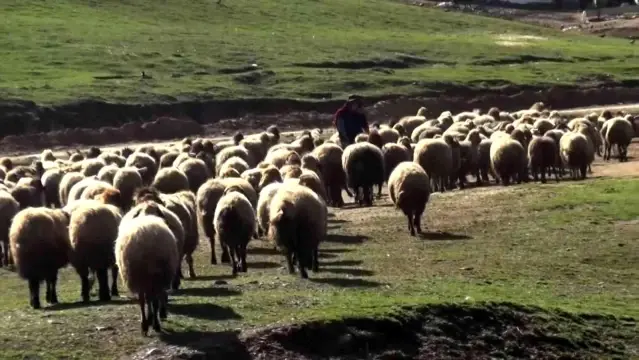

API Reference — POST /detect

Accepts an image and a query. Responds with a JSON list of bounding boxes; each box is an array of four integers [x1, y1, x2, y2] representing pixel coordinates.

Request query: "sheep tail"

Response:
[[396, 190, 408, 209]]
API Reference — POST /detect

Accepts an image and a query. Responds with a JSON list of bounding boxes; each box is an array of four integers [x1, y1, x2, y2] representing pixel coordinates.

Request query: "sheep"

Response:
[[58, 172, 85, 207], [457, 129, 482, 186], [40, 168, 63, 208], [125, 152, 157, 185], [220, 168, 241, 178], [300, 153, 322, 179], [218, 156, 250, 177], [490, 137, 527, 186], [67, 176, 101, 205], [125, 198, 185, 291], [388, 162, 431, 236], [379, 127, 401, 145], [177, 159, 210, 193], [256, 182, 284, 237], [9, 208, 70, 309], [241, 168, 262, 192], [5, 165, 36, 184], [196, 177, 257, 265], [159, 152, 180, 168], [115, 215, 179, 335], [195, 151, 215, 175], [560, 131, 594, 180], [152, 168, 190, 194], [280, 164, 303, 179], [396, 115, 426, 137], [264, 148, 298, 169], [602, 117, 634, 162], [290, 170, 327, 202], [0, 191, 20, 267], [213, 187, 256, 275], [312, 143, 350, 207], [98, 152, 126, 168], [216, 146, 253, 173], [528, 135, 560, 183], [68, 201, 122, 302], [81, 158, 107, 177], [413, 139, 452, 192], [113, 167, 144, 211], [342, 142, 384, 206], [240, 134, 270, 164], [80, 181, 124, 209], [10, 179, 45, 209], [172, 152, 192, 168], [381, 143, 411, 182], [268, 183, 326, 278], [96, 164, 119, 185], [258, 165, 283, 191], [266, 125, 281, 144], [354, 133, 368, 143]]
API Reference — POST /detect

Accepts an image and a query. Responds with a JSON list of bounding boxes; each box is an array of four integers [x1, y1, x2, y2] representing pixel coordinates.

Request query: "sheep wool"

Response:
[[9, 207, 70, 309], [115, 215, 179, 335], [213, 189, 256, 275], [68, 202, 122, 302], [341, 142, 384, 206], [268, 183, 327, 279]]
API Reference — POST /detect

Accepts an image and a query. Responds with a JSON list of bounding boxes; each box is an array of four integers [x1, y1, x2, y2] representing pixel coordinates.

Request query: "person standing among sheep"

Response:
[[334, 95, 369, 147]]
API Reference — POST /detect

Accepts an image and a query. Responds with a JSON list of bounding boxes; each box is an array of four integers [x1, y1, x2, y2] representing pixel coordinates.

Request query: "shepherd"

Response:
[[333, 95, 369, 147]]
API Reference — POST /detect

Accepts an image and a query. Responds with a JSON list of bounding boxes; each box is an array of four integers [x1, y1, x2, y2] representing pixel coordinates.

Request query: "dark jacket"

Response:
[[333, 107, 368, 145]]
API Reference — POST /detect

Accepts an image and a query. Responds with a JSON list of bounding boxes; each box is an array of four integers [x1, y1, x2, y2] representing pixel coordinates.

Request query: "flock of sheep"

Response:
[[0, 101, 633, 335]]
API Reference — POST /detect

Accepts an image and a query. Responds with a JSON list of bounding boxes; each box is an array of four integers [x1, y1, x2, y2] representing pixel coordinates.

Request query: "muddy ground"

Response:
[[126, 302, 636, 360], [3, 83, 639, 157]]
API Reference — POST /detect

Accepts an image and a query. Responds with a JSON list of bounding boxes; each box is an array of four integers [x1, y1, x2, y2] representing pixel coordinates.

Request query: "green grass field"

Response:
[[0, 177, 637, 359], [1, 0, 638, 104]]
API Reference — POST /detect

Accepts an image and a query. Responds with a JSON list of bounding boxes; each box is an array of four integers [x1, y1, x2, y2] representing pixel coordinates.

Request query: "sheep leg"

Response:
[[139, 293, 149, 336], [97, 268, 111, 302], [111, 266, 119, 297], [159, 290, 168, 320], [205, 220, 218, 265], [377, 183, 383, 198], [228, 245, 238, 276], [285, 251, 295, 274], [0, 241, 6, 267], [414, 202, 426, 234], [312, 248, 319, 272], [79, 268, 91, 303], [297, 250, 308, 279], [28, 278, 41, 310], [407, 215, 415, 236], [171, 268, 181, 291], [151, 297, 162, 333], [239, 245, 248, 273], [220, 245, 231, 264], [540, 166, 547, 184], [46, 272, 59, 305], [185, 254, 196, 278]]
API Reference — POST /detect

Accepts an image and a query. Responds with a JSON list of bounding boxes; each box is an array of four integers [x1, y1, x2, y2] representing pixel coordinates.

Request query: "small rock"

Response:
[[618, 243, 625, 247], [214, 280, 228, 286], [460, 266, 474, 271], [247, 280, 259, 285], [47, 319, 61, 325], [95, 325, 114, 332]]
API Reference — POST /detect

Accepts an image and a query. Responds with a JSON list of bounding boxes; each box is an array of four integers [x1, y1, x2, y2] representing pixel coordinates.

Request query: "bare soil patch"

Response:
[[3, 84, 639, 156], [129, 302, 635, 360]]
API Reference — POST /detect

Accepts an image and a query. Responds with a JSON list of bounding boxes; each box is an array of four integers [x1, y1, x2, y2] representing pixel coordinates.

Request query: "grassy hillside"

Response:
[[0, 178, 637, 359], [1, 0, 638, 104]]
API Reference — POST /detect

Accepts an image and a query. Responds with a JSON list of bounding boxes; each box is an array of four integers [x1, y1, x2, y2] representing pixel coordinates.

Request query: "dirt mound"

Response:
[[128, 302, 636, 360], [0, 116, 203, 153]]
